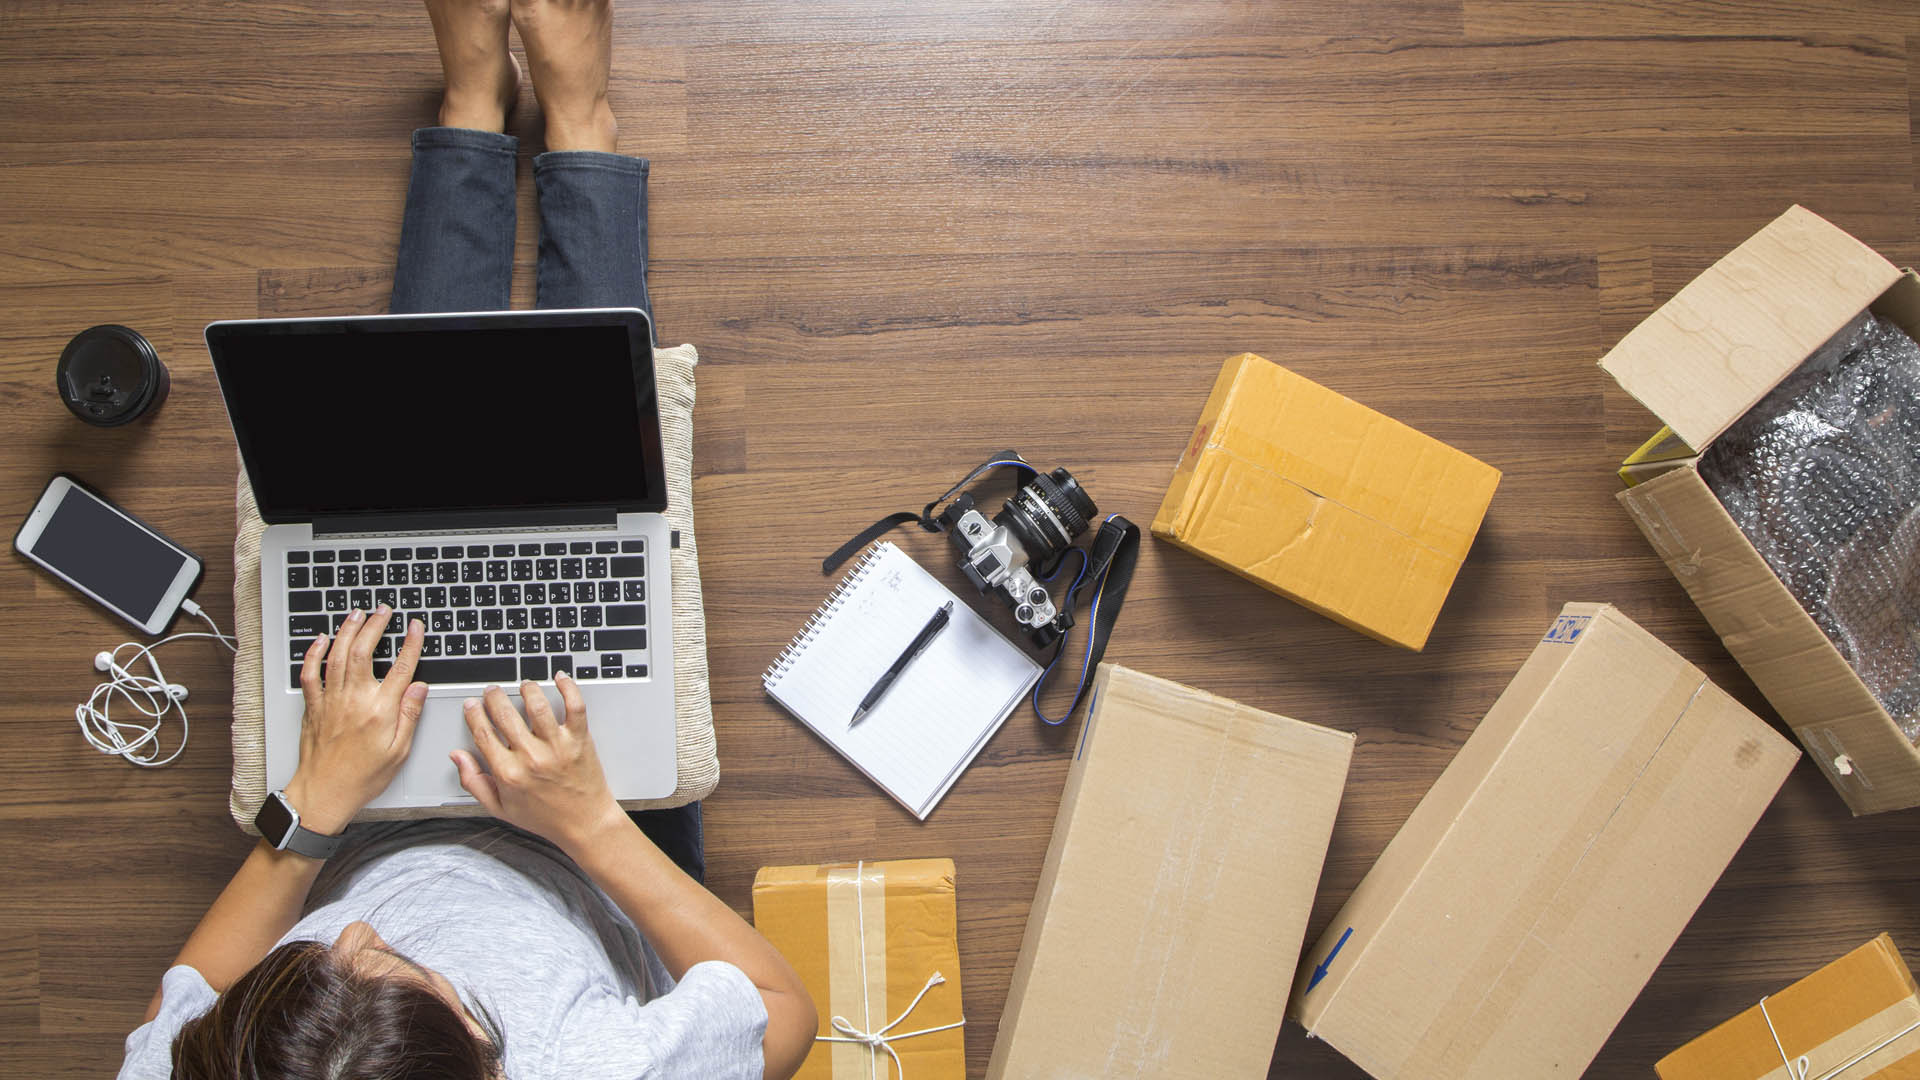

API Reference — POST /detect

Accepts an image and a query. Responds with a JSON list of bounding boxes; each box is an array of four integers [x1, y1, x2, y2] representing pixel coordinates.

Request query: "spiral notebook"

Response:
[[763, 541, 1042, 819]]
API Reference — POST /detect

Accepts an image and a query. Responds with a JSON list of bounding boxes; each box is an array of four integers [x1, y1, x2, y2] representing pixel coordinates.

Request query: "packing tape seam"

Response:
[[1197, 443, 1472, 565], [815, 860, 965, 1080], [1761, 994, 1920, 1080]]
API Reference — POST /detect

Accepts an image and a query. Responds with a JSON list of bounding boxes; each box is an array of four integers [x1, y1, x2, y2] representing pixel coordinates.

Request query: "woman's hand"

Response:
[[451, 673, 623, 853], [283, 606, 429, 834]]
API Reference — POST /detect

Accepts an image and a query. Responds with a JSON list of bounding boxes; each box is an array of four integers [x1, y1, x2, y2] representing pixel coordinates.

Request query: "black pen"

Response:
[[851, 601, 953, 727]]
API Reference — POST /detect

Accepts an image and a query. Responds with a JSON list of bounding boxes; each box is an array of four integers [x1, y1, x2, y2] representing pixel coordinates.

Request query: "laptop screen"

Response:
[[207, 311, 666, 524]]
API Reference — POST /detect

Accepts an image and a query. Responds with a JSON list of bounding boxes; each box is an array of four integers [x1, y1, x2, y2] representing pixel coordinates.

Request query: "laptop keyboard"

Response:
[[283, 538, 650, 689]]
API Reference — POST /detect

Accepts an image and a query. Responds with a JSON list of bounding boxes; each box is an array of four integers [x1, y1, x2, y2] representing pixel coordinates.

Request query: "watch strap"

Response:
[[255, 791, 344, 860]]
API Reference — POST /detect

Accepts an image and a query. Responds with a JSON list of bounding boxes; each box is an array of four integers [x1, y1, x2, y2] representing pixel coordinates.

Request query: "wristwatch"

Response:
[[254, 790, 345, 860]]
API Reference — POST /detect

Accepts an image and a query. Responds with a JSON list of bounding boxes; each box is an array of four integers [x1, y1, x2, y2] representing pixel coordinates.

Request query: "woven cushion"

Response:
[[228, 344, 717, 831]]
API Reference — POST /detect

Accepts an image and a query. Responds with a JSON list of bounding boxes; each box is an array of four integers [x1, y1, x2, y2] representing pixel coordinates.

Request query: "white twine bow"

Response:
[[1761, 993, 1920, 1080], [812, 861, 966, 1080]]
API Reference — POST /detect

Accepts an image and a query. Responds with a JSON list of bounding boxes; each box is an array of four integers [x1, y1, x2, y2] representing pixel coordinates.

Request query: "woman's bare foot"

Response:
[[427, 0, 521, 132], [511, 0, 618, 153]]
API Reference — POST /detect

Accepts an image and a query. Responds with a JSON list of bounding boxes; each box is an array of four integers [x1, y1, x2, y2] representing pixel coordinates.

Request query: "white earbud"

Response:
[[76, 611, 236, 768], [166, 684, 189, 702], [95, 651, 115, 672]]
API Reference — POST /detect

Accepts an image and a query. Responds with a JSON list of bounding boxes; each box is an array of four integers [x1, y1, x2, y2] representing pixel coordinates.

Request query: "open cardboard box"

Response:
[[1604, 205, 1920, 815]]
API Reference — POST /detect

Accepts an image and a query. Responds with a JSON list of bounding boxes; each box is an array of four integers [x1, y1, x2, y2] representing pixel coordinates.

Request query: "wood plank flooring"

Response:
[[2, 1, 1918, 1076]]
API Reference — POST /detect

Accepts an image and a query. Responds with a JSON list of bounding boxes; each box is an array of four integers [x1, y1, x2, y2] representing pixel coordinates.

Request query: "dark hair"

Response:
[[170, 940, 504, 1079]]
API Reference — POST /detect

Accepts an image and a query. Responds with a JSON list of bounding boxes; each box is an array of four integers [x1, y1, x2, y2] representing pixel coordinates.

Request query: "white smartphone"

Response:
[[13, 474, 203, 635]]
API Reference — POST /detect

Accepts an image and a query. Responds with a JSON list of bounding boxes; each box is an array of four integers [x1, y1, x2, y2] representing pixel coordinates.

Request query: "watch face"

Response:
[[256, 792, 296, 844]]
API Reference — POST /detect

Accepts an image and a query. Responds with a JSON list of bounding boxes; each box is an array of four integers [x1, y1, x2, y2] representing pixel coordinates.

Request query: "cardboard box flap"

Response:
[[1600, 205, 1900, 452]]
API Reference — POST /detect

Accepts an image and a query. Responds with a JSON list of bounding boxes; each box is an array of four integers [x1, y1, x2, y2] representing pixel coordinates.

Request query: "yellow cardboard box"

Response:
[[752, 859, 964, 1080], [1656, 934, 1920, 1080], [1152, 353, 1501, 650]]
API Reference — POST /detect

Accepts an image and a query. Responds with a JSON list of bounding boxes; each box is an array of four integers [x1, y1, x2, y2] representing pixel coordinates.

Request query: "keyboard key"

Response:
[[313, 550, 335, 563], [575, 667, 598, 680], [598, 581, 621, 603], [436, 563, 459, 584], [501, 584, 522, 605], [425, 586, 448, 607], [372, 659, 393, 679], [585, 557, 608, 578], [416, 546, 439, 559], [383, 609, 406, 634], [411, 564, 434, 584], [551, 655, 574, 677], [373, 637, 393, 659], [556, 607, 578, 628], [560, 558, 583, 578], [626, 664, 648, 678], [350, 589, 373, 610], [570, 541, 593, 554], [518, 543, 540, 556], [569, 630, 592, 652], [325, 591, 349, 612], [544, 631, 567, 653], [288, 550, 311, 563], [445, 636, 467, 656], [519, 632, 543, 653], [581, 606, 603, 627], [506, 609, 529, 630], [476, 585, 497, 606], [470, 634, 491, 655], [365, 548, 388, 562], [466, 544, 490, 558], [595, 628, 647, 650], [600, 666, 622, 679], [535, 559, 558, 580], [340, 565, 362, 587], [493, 544, 515, 557], [362, 564, 384, 586], [287, 566, 311, 589], [390, 547, 413, 560], [525, 584, 547, 604], [338, 549, 361, 563], [600, 652, 623, 668], [532, 608, 553, 628], [482, 609, 503, 630], [605, 605, 647, 627], [414, 657, 516, 684], [596, 540, 619, 554], [621, 540, 644, 553], [520, 655, 549, 680], [550, 583, 572, 604], [461, 561, 484, 583], [431, 611, 454, 633], [450, 586, 472, 607], [612, 556, 646, 578], [456, 610, 478, 632], [289, 614, 328, 637], [312, 566, 335, 588], [331, 613, 350, 631], [376, 588, 399, 610], [422, 636, 443, 657], [511, 560, 533, 581], [291, 664, 303, 689], [622, 581, 645, 602], [401, 587, 423, 608], [544, 542, 567, 555], [494, 632, 517, 654]]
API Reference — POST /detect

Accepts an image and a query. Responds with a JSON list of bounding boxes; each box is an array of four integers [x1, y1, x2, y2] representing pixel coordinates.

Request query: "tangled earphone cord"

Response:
[[77, 598, 237, 768]]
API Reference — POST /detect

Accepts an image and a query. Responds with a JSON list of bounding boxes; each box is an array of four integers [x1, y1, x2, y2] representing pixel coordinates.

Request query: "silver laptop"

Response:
[[206, 309, 676, 808]]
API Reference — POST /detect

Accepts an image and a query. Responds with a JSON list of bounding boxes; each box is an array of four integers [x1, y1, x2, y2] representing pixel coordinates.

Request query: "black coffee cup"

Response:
[[57, 324, 170, 426]]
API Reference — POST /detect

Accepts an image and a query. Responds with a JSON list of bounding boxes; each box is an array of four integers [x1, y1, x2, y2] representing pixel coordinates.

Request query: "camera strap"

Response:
[[1031, 513, 1139, 727], [821, 451, 1139, 727]]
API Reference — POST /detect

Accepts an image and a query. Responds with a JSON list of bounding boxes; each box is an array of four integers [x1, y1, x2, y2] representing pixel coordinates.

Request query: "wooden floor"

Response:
[[3, 1, 1919, 1075]]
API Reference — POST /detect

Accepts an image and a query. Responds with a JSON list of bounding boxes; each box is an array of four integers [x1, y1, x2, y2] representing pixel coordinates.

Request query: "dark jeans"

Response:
[[388, 126, 697, 881]]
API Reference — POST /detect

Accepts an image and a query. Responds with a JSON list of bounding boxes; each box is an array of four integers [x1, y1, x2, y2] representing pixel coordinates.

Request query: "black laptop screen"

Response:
[[208, 313, 666, 524]]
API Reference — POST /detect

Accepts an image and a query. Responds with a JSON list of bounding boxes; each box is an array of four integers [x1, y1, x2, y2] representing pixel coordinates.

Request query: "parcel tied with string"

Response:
[[1656, 934, 1920, 1080], [752, 859, 964, 1080]]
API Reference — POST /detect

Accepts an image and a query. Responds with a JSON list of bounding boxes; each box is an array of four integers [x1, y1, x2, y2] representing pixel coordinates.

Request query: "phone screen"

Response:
[[31, 485, 191, 622]]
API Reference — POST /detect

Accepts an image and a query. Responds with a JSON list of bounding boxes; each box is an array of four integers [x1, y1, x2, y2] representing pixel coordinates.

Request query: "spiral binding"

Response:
[[764, 542, 893, 685]]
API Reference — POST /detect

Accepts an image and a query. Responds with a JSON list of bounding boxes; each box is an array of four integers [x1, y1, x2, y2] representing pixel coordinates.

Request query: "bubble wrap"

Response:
[[1700, 311, 1920, 740]]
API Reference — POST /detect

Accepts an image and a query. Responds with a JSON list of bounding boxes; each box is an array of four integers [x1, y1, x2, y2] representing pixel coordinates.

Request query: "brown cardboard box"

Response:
[[1151, 352, 1500, 651], [752, 859, 965, 1080], [1603, 205, 1920, 814], [986, 663, 1353, 1080], [1290, 603, 1799, 1080], [1656, 934, 1920, 1080]]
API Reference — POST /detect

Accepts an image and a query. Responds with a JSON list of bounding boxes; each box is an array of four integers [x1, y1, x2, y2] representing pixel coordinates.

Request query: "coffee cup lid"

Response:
[[58, 325, 162, 425]]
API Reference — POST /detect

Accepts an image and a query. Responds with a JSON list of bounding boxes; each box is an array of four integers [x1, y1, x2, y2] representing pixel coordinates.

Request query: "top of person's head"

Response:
[[169, 939, 503, 1079]]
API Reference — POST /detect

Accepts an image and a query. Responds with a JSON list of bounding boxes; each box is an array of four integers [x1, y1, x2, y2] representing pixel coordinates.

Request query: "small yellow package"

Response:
[[753, 859, 965, 1080]]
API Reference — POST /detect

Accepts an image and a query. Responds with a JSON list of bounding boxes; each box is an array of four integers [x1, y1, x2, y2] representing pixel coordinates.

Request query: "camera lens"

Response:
[[998, 467, 1098, 568]]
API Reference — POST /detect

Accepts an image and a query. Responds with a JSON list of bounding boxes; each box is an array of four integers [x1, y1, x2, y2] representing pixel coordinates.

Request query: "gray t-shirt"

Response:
[[117, 820, 767, 1079]]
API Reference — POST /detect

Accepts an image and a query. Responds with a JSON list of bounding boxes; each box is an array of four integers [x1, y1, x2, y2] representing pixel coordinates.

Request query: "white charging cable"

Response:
[[77, 598, 238, 767]]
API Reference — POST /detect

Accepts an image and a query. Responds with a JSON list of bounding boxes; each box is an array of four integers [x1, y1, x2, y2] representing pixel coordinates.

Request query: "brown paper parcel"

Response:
[[753, 859, 965, 1080]]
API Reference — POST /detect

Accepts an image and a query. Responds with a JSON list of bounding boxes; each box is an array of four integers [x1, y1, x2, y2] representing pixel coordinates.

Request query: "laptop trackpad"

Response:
[[396, 686, 564, 803]]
